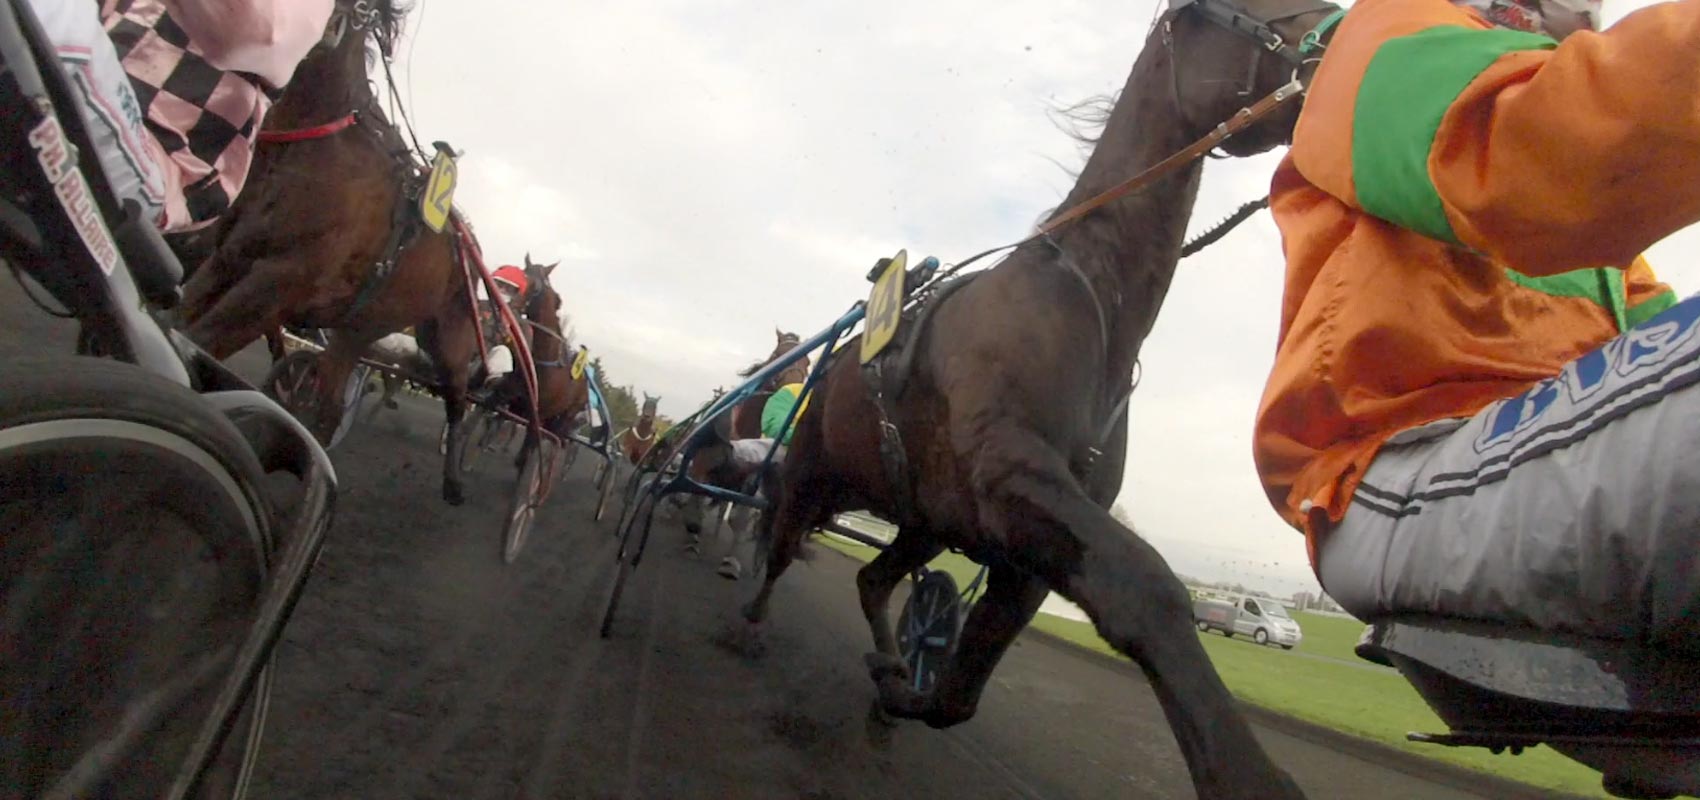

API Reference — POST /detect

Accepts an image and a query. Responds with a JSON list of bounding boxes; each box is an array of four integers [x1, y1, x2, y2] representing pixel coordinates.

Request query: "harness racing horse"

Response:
[[619, 393, 662, 464], [481, 260, 589, 476], [744, 1, 1335, 797], [177, 0, 498, 505]]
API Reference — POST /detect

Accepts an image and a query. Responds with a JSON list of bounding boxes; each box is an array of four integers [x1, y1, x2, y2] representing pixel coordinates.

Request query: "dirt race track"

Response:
[[1, 284, 1557, 800]]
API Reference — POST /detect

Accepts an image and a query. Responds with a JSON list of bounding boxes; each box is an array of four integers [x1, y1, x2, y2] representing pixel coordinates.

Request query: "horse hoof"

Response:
[[443, 485, 465, 506], [864, 652, 910, 683], [740, 601, 766, 624]]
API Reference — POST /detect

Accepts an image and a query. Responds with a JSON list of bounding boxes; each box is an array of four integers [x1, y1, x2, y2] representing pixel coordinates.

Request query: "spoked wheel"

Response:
[[327, 364, 371, 449], [600, 484, 660, 638], [560, 442, 580, 478], [592, 457, 616, 522], [502, 436, 551, 564], [615, 469, 651, 536], [0, 356, 275, 800], [262, 350, 322, 443], [456, 411, 488, 474], [896, 569, 964, 696]]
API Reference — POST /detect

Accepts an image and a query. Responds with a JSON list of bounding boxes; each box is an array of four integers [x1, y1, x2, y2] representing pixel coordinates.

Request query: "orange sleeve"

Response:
[[1433, 0, 1700, 276]]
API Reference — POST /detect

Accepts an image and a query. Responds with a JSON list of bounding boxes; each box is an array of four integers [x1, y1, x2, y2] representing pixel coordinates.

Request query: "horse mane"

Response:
[[736, 360, 766, 378], [1037, 92, 1122, 225]]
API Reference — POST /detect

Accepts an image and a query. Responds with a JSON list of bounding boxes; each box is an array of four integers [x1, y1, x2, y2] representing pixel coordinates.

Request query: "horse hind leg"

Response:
[[965, 421, 1304, 800], [740, 460, 832, 624], [182, 256, 296, 359]]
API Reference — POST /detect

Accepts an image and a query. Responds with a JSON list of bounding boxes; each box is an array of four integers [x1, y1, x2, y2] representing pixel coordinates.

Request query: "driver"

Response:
[[1255, 0, 1700, 652], [26, 0, 334, 232], [474, 265, 529, 392]]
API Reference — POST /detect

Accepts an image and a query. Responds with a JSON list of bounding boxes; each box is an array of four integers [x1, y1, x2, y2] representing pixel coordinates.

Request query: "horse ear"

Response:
[[545, 261, 559, 277], [774, 327, 783, 341], [524, 251, 534, 267]]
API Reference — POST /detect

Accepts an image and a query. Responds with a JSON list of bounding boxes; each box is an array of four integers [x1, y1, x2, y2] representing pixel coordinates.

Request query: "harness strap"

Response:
[[862, 354, 920, 529], [335, 170, 420, 326], [258, 112, 359, 144]]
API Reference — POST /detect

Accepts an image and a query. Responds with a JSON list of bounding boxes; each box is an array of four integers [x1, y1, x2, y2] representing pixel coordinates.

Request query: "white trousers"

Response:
[[1319, 293, 1700, 653]]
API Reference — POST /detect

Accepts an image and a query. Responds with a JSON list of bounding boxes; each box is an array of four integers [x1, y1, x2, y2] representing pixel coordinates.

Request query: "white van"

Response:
[[1194, 594, 1303, 649]]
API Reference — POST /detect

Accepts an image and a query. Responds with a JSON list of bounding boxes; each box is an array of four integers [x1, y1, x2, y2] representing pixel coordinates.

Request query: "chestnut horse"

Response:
[[744, 1, 1336, 797], [178, 0, 493, 505], [481, 260, 589, 474], [618, 393, 661, 464]]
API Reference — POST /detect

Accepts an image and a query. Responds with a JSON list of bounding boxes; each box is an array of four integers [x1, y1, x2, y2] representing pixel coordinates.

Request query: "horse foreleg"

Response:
[[740, 471, 830, 624], [382, 372, 402, 409], [307, 332, 366, 445], [856, 529, 945, 659], [966, 421, 1304, 800], [514, 425, 537, 471], [264, 327, 286, 362], [178, 251, 246, 330], [423, 313, 477, 506], [183, 256, 294, 359]]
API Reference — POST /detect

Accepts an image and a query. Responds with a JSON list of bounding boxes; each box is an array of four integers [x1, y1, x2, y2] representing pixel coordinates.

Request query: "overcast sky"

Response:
[[380, 0, 1697, 595]]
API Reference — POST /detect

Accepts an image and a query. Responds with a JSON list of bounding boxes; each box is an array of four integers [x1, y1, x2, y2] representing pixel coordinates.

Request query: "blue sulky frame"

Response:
[[599, 303, 871, 638], [564, 364, 620, 522]]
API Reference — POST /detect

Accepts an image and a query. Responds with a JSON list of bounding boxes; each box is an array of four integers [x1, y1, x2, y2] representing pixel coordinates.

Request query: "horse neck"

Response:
[[529, 305, 566, 364], [635, 414, 654, 436], [266, 32, 372, 128], [1051, 36, 1205, 377]]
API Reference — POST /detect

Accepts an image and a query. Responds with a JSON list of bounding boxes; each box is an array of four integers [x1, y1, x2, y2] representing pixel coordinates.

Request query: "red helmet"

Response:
[[491, 265, 528, 298]]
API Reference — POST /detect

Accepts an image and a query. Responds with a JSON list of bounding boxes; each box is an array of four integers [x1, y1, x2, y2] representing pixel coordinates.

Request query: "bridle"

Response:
[[317, 0, 383, 55], [1036, 0, 1341, 237], [260, 0, 383, 144]]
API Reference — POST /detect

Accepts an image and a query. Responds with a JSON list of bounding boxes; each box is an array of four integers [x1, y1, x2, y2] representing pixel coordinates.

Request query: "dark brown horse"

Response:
[[619, 393, 661, 464], [178, 0, 494, 505], [744, 1, 1332, 797]]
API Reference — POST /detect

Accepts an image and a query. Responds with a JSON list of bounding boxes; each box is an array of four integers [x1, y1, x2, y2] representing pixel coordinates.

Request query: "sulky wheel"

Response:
[[560, 442, 580, 477], [326, 363, 371, 450], [501, 436, 550, 564], [896, 569, 964, 696], [593, 456, 616, 522], [456, 411, 487, 474], [600, 480, 662, 638], [0, 355, 276, 800], [261, 350, 322, 443]]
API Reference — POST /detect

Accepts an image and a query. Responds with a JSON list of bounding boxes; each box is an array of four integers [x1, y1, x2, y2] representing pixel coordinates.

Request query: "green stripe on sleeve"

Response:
[[1627, 289, 1679, 328], [1352, 25, 1556, 243]]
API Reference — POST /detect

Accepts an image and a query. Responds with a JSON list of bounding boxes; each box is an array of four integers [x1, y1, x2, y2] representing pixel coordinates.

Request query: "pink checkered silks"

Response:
[[100, 0, 281, 230]]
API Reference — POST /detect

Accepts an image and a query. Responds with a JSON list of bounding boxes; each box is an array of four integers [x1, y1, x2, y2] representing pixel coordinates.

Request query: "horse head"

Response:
[[519, 253, 560, 315], [738, 328, 808, 389], [1158, 0, 1339, 155]]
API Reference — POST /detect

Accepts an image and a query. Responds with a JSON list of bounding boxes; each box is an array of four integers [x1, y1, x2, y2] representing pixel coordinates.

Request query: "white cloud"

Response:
[[380, 0, 1698, 594]]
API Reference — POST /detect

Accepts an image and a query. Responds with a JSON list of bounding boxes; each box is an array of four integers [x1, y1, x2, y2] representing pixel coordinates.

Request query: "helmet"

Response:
[[491, 265, 529, 298]]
